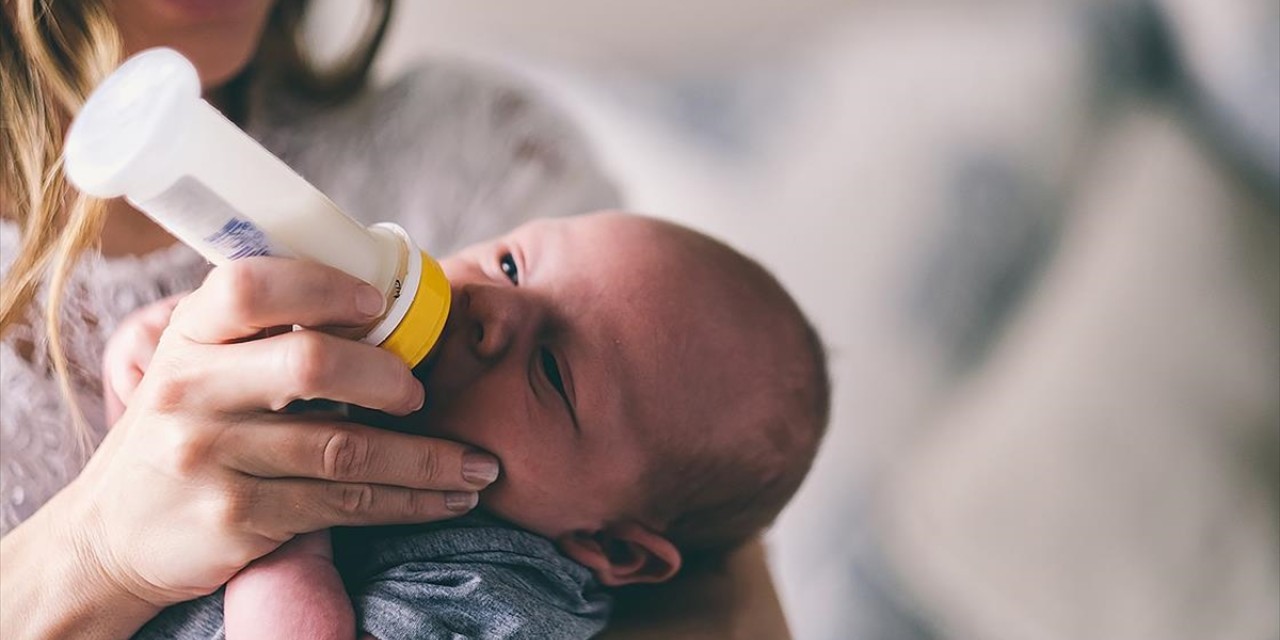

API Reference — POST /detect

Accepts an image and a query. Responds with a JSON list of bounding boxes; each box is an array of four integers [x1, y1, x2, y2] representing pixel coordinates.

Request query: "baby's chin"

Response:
[[477, 485, 574, 542]]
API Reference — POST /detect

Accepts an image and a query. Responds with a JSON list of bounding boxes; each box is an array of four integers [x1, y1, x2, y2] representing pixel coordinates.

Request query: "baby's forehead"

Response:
[[552, 215, 734, 277], [516, 215, 814, 452], [538, 214, 783, 319]]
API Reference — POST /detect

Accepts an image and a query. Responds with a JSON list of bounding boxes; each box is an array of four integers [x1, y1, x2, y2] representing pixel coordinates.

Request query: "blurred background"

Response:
[[319, 1, 1279, 638]]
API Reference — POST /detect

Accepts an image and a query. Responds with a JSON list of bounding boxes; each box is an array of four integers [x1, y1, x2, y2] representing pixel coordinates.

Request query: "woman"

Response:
[[1, 0, 616, 636]]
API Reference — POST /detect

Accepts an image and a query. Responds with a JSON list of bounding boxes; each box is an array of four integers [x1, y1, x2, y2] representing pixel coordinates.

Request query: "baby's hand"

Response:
[[225, 530, 356, 640], [102, 294, 185, 425]]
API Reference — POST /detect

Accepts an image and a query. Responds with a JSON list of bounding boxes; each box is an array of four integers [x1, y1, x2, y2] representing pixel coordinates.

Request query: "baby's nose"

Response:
[[460, 284, 526, 361]]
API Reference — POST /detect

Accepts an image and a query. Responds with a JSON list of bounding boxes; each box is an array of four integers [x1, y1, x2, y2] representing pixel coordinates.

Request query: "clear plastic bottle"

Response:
[[64, 47, 449, 366]]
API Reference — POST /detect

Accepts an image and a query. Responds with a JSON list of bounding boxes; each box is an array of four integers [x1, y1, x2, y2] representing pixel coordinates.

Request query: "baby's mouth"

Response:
[[411, 348, 443, 404], [407, 288, 468, 416]]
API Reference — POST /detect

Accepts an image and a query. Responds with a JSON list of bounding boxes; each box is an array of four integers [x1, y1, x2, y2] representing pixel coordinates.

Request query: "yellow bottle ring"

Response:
[[380, 252, 451, 367]]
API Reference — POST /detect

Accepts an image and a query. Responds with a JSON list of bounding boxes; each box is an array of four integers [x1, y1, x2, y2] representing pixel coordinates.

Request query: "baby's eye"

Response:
[[498, 252, 519, 285], [540, 347, 567, 396]]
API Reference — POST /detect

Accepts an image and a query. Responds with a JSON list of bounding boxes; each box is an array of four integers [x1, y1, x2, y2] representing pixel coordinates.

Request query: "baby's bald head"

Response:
[[421, 211, 828, 582], [618, 216, 831, 558]]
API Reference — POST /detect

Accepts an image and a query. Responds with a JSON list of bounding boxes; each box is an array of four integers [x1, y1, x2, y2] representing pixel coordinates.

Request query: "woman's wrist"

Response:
[[1, 487, 160, 640]]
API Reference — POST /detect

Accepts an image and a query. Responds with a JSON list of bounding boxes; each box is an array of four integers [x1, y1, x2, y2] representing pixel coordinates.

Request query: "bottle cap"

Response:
[[64, 47, 200, 199], [361, 224, 450, 367], [380, 251, 451, 367]]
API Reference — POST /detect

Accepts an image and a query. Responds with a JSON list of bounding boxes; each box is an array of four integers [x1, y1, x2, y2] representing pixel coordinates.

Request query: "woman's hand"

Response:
[[64, 258, 497, 609]]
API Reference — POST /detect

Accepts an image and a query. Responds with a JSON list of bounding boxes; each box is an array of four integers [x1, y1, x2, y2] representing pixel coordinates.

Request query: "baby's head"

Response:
[[404, 212, 829, 585]]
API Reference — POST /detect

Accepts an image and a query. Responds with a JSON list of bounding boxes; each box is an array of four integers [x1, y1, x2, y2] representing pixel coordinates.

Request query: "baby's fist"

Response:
[[102, 294, 185, 425]]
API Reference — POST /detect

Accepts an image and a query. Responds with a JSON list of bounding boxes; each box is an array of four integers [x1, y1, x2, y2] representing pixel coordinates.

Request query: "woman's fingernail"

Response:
[[445, 491, 478, 512], [356, 286, 385, 318], [400, 380, 424, 414], [462, 452, 500, 485]]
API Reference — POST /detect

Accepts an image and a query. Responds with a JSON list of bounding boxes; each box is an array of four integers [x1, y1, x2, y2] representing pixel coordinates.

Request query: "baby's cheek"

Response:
[[416, 395, 507, 447], [478, 457, 585, 539], [477, 480, 542, 532]]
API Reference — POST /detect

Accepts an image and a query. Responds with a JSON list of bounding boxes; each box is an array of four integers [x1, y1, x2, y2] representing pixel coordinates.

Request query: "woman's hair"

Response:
[[0, 0, 392, 441]]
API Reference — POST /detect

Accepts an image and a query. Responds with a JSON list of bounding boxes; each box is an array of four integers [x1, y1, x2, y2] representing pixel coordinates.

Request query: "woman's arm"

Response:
[[0, 494, 159, 640]]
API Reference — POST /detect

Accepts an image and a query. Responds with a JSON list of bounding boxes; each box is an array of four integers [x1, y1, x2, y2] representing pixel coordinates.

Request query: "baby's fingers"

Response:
[[103, 294, 185, 410]]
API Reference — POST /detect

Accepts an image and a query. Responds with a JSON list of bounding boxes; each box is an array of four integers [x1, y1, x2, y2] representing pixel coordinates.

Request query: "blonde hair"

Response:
[[0, 0, 393, 442]]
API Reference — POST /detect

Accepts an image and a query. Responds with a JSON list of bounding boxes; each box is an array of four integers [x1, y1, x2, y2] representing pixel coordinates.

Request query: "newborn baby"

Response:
[[115, 212, 830, 639]]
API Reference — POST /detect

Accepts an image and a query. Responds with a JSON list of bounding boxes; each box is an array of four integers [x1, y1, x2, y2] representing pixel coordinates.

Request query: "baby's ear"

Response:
[[557, 523, 681, 586]]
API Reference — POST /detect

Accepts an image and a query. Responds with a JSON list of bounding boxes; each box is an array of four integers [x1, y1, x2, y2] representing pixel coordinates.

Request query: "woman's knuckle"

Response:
[[165, 427, 211, 476], [322, 431, 370, 481], [145, 364, 195, 412], [214, 262, 262, 321], [284, 334, 333, 392], [208, 491, 252, 530], [416, 446, 440, 486], [334, 484, 375, 515]]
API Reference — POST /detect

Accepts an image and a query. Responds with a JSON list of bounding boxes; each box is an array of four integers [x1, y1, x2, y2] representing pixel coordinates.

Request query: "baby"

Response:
[[112, 212, 830, 639]]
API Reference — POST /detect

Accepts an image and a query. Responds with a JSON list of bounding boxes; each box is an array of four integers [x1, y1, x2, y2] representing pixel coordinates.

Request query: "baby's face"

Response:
[[392, 213, 756, 540]]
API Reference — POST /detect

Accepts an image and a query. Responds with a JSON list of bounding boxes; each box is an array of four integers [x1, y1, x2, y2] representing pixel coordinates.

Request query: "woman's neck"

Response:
[[99, 199, 177, 257]]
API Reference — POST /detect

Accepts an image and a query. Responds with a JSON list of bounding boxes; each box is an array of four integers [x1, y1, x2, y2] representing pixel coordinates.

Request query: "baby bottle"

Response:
[[63, 47, 449, 367]]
